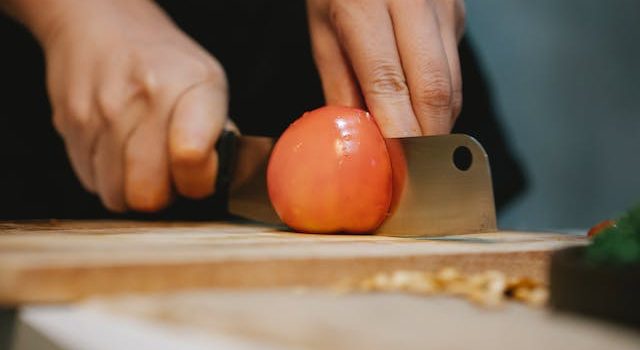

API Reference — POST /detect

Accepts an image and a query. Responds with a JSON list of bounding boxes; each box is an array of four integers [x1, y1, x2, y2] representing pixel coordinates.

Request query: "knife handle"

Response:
[[214, 130, 238, 200]]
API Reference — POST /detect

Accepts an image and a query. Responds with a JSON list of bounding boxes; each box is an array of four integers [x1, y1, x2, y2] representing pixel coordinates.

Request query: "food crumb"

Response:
[[337, 268, 548, 308]]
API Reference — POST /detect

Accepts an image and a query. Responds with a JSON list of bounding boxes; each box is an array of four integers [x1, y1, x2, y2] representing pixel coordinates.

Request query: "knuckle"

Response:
[[366, 61, 410, 98], [327, 0, 347, 26], [200, 59, 228, 91], [327, 0, 361, 31], [318, 0, 352, 44], [188, 59, 212, 78], [136, 59, 227, 102], [64, 95, 93, 129], [327, 1, 347, 26], [203, 58, 223, 77], [138, 67, 161, 96], [96, 92, 123, 125], [416, 77, 452, 109], [134, 63, 167, 99]]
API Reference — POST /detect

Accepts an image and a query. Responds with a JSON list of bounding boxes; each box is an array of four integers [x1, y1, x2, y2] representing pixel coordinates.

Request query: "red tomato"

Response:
[[587, 219, 616, 238], [267, 106, 392, 233]]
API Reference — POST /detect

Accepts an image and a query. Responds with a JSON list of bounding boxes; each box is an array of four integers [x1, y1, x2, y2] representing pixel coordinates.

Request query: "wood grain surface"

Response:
[[0, 220, 586, 305]]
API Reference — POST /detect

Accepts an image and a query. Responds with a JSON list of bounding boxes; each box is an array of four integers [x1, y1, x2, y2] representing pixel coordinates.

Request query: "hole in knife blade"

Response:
[[453, 146, 472, 171]]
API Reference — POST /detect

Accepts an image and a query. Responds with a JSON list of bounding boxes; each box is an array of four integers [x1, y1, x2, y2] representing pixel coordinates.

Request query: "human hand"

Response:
[[26, 0, 229, 212], [307, 0, 465, 137]]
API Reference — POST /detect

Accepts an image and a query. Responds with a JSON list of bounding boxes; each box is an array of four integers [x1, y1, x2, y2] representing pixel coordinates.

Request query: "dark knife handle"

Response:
[[214, 130, 238, 201]]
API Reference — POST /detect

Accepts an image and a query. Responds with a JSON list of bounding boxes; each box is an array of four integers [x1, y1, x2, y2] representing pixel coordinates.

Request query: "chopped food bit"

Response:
[[586, 204, 640, 265], [587, 219, 616, 238], [340, 268, 548, 308], [513, 287, 549, 307], [435, 267, 462, 285]]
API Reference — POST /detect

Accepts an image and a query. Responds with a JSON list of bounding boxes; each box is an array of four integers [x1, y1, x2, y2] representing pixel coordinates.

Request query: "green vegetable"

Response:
[[586, 204, 640, 265]]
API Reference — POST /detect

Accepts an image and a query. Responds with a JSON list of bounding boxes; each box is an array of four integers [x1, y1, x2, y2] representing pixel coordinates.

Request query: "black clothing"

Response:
[[0, 1, 525, 219]]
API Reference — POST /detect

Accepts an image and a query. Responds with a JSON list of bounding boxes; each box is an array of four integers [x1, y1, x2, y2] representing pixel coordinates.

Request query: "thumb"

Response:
[[168, 79, 228, 199]]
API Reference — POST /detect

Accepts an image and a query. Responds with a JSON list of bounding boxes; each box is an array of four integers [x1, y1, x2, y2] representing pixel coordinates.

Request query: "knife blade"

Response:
[[215, 131, 497, 237]]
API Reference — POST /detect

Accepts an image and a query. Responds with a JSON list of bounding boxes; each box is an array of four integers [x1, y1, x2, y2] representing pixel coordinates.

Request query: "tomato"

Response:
[[587, 219, 616, 238], [267, 106, 392, 233]]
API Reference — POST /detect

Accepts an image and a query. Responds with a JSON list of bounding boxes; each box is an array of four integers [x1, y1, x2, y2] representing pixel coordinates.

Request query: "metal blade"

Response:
[[220, 132, 496, 236], [375, 134, 497, 237], [227, 135, 282, 225]]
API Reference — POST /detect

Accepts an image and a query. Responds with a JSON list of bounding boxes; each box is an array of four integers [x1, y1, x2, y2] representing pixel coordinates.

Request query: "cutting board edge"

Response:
[[0, 248, 562, 306]]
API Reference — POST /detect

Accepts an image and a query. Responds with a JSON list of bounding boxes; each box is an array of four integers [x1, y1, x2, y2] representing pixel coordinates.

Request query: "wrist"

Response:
[[3, 0, 71, 47]]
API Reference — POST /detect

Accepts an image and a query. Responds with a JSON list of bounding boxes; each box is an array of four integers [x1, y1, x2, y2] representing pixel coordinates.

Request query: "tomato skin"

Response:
[[267, 106, 392, 233], [587, 219, 616, 238]]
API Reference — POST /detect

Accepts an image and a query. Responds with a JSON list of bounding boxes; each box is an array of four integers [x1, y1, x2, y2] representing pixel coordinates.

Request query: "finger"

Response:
[[389, 0, 454, 135], [329, 0, 421, 137], [47, 51, 101, 192], [433, 0, 464, 121], [169, 80, 227, 199], [90, 55, 145, 212], [92, 93, 147, 212], [307, 9, 363, 108], [55, 120, 97, 193], [52, 99, 101, 193], [124, 106, 172, 212]]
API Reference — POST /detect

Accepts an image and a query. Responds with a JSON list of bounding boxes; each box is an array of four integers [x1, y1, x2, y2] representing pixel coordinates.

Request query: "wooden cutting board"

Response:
[[15, 291, 640, 350], [0, 220, 586, 305]]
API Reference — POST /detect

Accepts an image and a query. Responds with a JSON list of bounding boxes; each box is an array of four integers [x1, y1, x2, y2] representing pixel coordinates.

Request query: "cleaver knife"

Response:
[[215, 131, 497, 237]]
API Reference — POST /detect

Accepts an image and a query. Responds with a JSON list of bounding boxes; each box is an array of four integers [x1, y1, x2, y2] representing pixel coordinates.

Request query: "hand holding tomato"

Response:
[[307, 0, 466, 137], [267, 106, 393, 233]]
